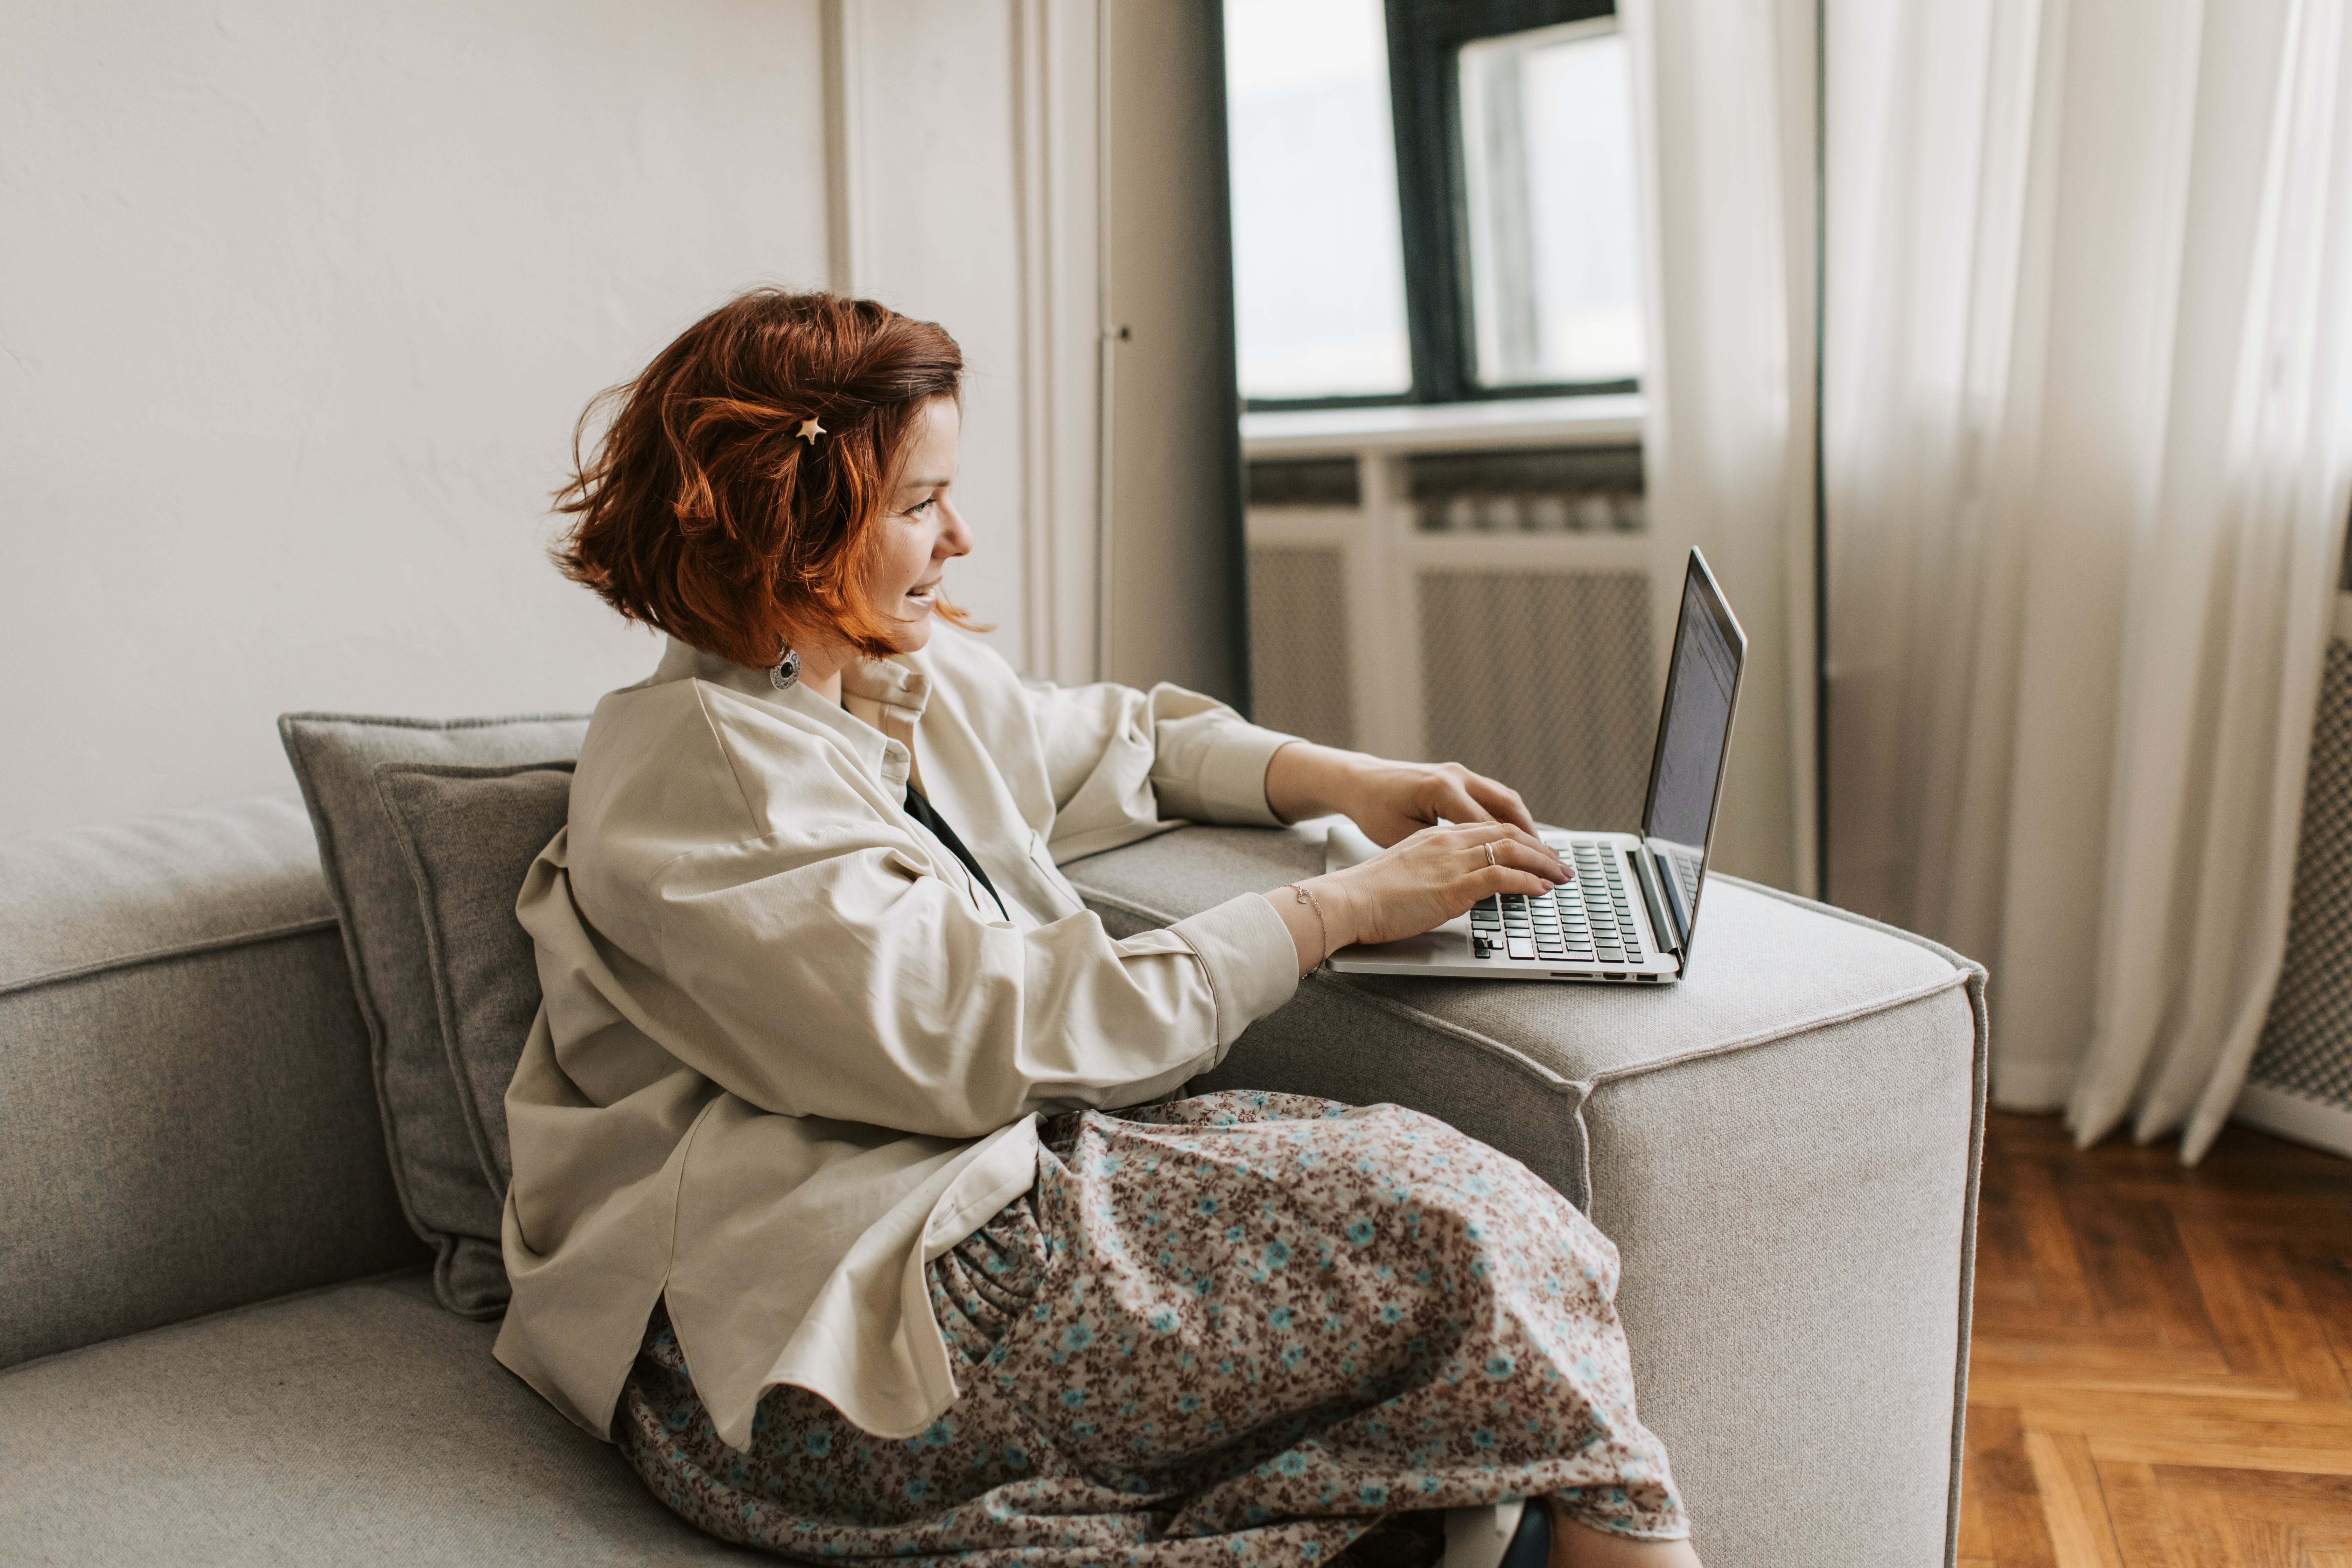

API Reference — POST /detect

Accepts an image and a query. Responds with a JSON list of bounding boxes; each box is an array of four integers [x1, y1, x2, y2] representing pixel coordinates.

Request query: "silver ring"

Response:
[[1484, 843, 1497, 868]]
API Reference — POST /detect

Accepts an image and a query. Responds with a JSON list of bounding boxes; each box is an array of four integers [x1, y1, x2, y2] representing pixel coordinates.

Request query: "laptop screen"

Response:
[[1640, 551, 1746, 953]]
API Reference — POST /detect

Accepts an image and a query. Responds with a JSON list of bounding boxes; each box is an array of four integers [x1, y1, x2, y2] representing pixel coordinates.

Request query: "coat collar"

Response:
[[648, 637, 933, 792]]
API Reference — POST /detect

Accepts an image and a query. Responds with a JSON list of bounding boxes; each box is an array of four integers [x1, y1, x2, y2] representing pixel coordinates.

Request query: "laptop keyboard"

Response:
[[1469, 842, 1645, 965]]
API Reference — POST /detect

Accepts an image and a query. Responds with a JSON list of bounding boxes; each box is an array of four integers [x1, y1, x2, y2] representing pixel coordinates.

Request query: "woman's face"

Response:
[[872, 397, 970, 653]]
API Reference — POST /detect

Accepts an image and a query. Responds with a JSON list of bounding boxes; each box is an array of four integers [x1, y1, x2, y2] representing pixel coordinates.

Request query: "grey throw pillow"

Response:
[[375, 763, 575, 1197], [278, 713, 588, 1317]]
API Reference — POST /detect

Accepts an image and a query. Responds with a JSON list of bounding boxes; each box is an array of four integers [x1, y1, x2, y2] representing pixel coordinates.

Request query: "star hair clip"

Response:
[[797, 416, 827, 445]]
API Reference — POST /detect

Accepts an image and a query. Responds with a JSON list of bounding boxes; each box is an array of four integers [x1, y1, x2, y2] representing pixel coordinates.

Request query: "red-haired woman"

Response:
[[499, 289, 1699, 1568]]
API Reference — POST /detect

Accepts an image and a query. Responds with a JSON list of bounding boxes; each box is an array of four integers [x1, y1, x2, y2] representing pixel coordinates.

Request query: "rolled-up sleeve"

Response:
[[1169, 891, 1300, 1045], [1021, 678, 1296, 853], [1146, 698, 1295, 827]]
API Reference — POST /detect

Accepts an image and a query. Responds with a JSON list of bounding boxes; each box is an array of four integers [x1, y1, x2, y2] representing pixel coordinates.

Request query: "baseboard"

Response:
[[2235, 1081, 2352, 1158]]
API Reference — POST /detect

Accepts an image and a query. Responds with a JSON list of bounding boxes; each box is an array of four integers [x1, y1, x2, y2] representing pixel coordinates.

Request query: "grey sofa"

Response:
[[0, 783, 1985, 1567]]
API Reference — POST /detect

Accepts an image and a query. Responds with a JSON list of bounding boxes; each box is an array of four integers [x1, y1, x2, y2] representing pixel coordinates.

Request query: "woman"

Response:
[[497, 289, 1698, 1567]]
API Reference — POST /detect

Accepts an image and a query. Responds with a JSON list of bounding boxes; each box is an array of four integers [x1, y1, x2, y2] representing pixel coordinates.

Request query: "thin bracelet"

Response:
[[1287, 882, 1331, 967]]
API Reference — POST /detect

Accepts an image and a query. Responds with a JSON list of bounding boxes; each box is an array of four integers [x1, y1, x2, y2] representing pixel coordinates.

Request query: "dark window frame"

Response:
[[1242, 0, 1627, 413]]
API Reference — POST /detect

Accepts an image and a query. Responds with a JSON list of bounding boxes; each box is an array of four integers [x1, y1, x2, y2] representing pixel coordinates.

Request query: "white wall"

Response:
[[0, 0, 830, 832], [3, 0, 1245, 835]]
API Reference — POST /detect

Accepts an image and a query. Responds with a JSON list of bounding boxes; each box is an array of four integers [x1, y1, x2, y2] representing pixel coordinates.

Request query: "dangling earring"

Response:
[[769, 642, 801, 691]]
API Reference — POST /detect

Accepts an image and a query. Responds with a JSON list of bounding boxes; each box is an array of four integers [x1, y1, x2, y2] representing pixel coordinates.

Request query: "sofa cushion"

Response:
[[376, 762, 576, 1194], [1061, 821, 1987, 1568], [0, 796, 421, 1368], [0, 1270, 755, 1565], [279, 714, 588, 1318]]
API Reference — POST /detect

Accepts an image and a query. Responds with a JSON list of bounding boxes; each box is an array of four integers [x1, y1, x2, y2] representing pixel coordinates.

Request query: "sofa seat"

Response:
[[0, 1269, 757, 1566]]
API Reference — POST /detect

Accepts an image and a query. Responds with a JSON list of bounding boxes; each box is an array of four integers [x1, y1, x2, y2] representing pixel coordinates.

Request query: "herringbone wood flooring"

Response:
[[1960, 1111, 2352, 1566]]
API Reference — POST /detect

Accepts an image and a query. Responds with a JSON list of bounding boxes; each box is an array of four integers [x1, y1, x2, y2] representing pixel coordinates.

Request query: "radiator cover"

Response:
[[1245, 545, 1357, 752], [1417, 568, 1654, 833], [2242, 632, 2352, 1154], [1242, 433, 1654, 836]]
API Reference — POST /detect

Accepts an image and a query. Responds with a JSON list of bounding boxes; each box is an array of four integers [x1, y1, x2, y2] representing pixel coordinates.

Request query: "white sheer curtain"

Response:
[[1822, 0, 2352, 1159], [1623, 0, 1819, 895]]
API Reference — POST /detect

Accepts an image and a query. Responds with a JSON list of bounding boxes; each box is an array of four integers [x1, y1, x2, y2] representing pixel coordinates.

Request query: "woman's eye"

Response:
[[902, 497, 937, 518]]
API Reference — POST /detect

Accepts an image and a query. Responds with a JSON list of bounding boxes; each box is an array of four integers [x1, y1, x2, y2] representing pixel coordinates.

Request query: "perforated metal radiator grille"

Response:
[[1246, 545, 1356, 750], [2249, 636, 2352, 1114], [1418, 569, 1654, 833]]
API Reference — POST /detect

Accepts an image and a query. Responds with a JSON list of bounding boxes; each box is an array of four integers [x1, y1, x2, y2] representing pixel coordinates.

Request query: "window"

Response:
[[1222, 0, 1413, 401], [1224, 0, 1641, 409], [1458, 18, 1644, 388]]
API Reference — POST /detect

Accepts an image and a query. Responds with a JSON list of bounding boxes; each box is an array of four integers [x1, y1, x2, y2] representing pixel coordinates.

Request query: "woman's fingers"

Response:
[[1494, 837, 1567, 881], [1452, 820, 1566, 879], [1458, 771, 1538, 835], [1432, 781, 1497, 827], [1469, 842, 1565, 893], [1474, 864, 1556, 899]]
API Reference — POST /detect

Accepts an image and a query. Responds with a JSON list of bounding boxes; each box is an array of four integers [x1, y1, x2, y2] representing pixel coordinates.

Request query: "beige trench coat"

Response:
[[493, 628, 1303, 1452]]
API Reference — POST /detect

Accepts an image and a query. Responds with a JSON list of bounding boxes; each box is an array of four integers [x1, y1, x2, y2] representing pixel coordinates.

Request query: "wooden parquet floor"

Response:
[[1960, 1110, 2352, 1567]]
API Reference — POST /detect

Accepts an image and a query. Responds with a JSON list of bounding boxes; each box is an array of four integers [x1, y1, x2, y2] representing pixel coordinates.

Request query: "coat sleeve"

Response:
[[1018, 677, 1298, 857]]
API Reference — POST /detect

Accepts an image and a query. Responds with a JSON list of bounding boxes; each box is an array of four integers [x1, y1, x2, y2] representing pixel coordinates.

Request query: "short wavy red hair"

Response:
[[552, 288, 970, 667]]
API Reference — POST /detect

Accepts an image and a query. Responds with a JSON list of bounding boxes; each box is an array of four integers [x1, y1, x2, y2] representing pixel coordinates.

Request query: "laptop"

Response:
[[1324, 547, 1746, 986]]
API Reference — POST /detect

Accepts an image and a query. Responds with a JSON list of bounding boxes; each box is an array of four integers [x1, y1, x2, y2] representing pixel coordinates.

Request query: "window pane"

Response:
[[1460, 20, 1646, 387], [1224, 0, 1412, 401]]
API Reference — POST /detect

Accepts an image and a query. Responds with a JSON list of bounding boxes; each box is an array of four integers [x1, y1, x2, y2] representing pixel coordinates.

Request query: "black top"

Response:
[[903, 782, 1007, 921]]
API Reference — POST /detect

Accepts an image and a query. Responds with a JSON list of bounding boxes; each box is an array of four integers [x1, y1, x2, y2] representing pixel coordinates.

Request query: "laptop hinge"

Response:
[[1628, 842, 1682, 960]]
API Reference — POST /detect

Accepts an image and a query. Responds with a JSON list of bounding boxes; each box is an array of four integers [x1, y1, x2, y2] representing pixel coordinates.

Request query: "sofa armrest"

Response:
[[0, 795, 423, 1368]]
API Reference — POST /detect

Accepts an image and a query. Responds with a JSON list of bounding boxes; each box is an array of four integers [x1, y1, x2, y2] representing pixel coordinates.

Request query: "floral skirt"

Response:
[[616, 1091, 1687, 1564]]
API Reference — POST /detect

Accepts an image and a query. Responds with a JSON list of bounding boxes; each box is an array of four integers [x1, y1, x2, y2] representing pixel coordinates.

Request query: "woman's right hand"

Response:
[[1267, 823, 1567, 974]]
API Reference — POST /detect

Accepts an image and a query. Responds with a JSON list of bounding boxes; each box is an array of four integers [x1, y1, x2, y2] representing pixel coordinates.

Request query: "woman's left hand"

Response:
[[1264, 741, 1546, 850]]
